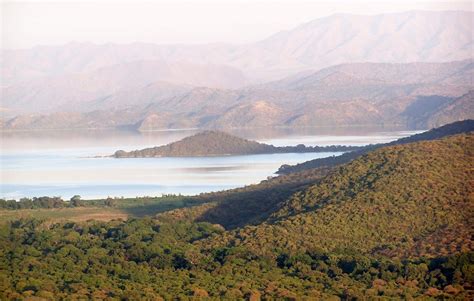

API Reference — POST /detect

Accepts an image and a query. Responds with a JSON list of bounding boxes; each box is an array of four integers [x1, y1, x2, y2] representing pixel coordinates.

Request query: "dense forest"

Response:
[[113, 130, 360, 158], [1, 128, 473, 299], [1, 218, 472, 300], [202, 134, 473, 257]]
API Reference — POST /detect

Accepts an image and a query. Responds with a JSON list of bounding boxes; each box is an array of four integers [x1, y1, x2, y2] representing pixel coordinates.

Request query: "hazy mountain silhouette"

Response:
[[1, 11, 473, 129]]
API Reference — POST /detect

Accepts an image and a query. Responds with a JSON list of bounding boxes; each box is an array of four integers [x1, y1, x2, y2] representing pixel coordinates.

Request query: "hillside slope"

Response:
[[154, 121, 474, 229], [422, 91, 474, 128], [157, 167, 333, 229], [202, 133, 474, 259], [278, 119, 474, 174]]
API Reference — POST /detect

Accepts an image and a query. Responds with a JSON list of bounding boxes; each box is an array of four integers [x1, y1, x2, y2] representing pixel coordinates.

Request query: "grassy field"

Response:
[[0, 207, 127, 224], [0, 195, 207, 224]]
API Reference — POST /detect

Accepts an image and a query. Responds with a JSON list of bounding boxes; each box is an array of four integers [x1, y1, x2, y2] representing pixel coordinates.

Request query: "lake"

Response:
[[0, 127, 423, 200]]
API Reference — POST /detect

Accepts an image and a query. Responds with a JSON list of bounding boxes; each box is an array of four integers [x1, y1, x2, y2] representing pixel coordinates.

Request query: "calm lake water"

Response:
[[0, 127, 423, 200]]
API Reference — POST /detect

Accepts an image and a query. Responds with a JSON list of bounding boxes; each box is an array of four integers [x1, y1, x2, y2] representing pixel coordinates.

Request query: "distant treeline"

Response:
[[0, 194, 190, 210], [0, 197, 70, 210], [0, 196, 116, 210]]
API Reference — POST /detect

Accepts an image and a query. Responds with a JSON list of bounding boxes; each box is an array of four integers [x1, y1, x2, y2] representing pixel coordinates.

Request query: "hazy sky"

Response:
[[1, 0, 472, 49]]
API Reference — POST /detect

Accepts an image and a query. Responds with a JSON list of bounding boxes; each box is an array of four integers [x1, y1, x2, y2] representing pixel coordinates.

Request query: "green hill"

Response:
[[156, 121, 474, 230], [203, 133, 473, 259], [277, 119, 474, 174], [157, 167, 332, 229]]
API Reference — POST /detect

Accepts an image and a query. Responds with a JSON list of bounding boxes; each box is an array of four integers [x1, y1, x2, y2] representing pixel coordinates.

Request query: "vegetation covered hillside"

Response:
[[3, 218, 473, 300], [154, 121, 474, 230], [1, 133, 473, 299], [278, 119, 474, 174], [204, 134, 473, 259], [113, 130, 359, 158], [157, 167, 333, 229]]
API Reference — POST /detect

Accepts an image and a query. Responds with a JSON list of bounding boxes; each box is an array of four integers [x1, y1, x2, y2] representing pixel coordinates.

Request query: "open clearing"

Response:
[[0, 207, 129, 224]]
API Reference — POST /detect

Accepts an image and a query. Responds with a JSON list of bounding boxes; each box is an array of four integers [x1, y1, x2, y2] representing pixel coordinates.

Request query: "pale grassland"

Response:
[[0, 195, 206, 224], [0, 207, 128, 224]]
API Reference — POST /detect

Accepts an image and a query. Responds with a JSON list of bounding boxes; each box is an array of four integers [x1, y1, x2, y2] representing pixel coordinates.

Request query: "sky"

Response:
[[1, 0, 473, 49]]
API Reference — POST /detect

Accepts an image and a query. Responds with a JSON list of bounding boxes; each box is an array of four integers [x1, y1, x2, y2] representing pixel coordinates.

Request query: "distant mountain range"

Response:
[[1, 10, 473, 130], [3, 11, 472, 85], [1, 61, 247, 113], [2, 60, 472, 131]]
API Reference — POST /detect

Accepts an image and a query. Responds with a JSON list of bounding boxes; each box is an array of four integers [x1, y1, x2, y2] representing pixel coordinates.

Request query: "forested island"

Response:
[[113, 130, 361, 158]]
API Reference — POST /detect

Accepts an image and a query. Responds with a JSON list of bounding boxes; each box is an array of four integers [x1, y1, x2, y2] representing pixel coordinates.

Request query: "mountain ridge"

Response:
[[2, 11, 472, 86], [2, 61, 473, 131], [1, 11, 472, 130], [199, 133, 473, 259]]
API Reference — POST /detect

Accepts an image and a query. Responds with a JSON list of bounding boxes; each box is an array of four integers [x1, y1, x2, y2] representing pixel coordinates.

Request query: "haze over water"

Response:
[[0, 127, 423, 200]]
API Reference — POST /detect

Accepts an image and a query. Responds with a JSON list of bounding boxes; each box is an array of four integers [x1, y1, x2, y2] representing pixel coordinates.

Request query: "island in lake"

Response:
[[113, 130, 361, 158]]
